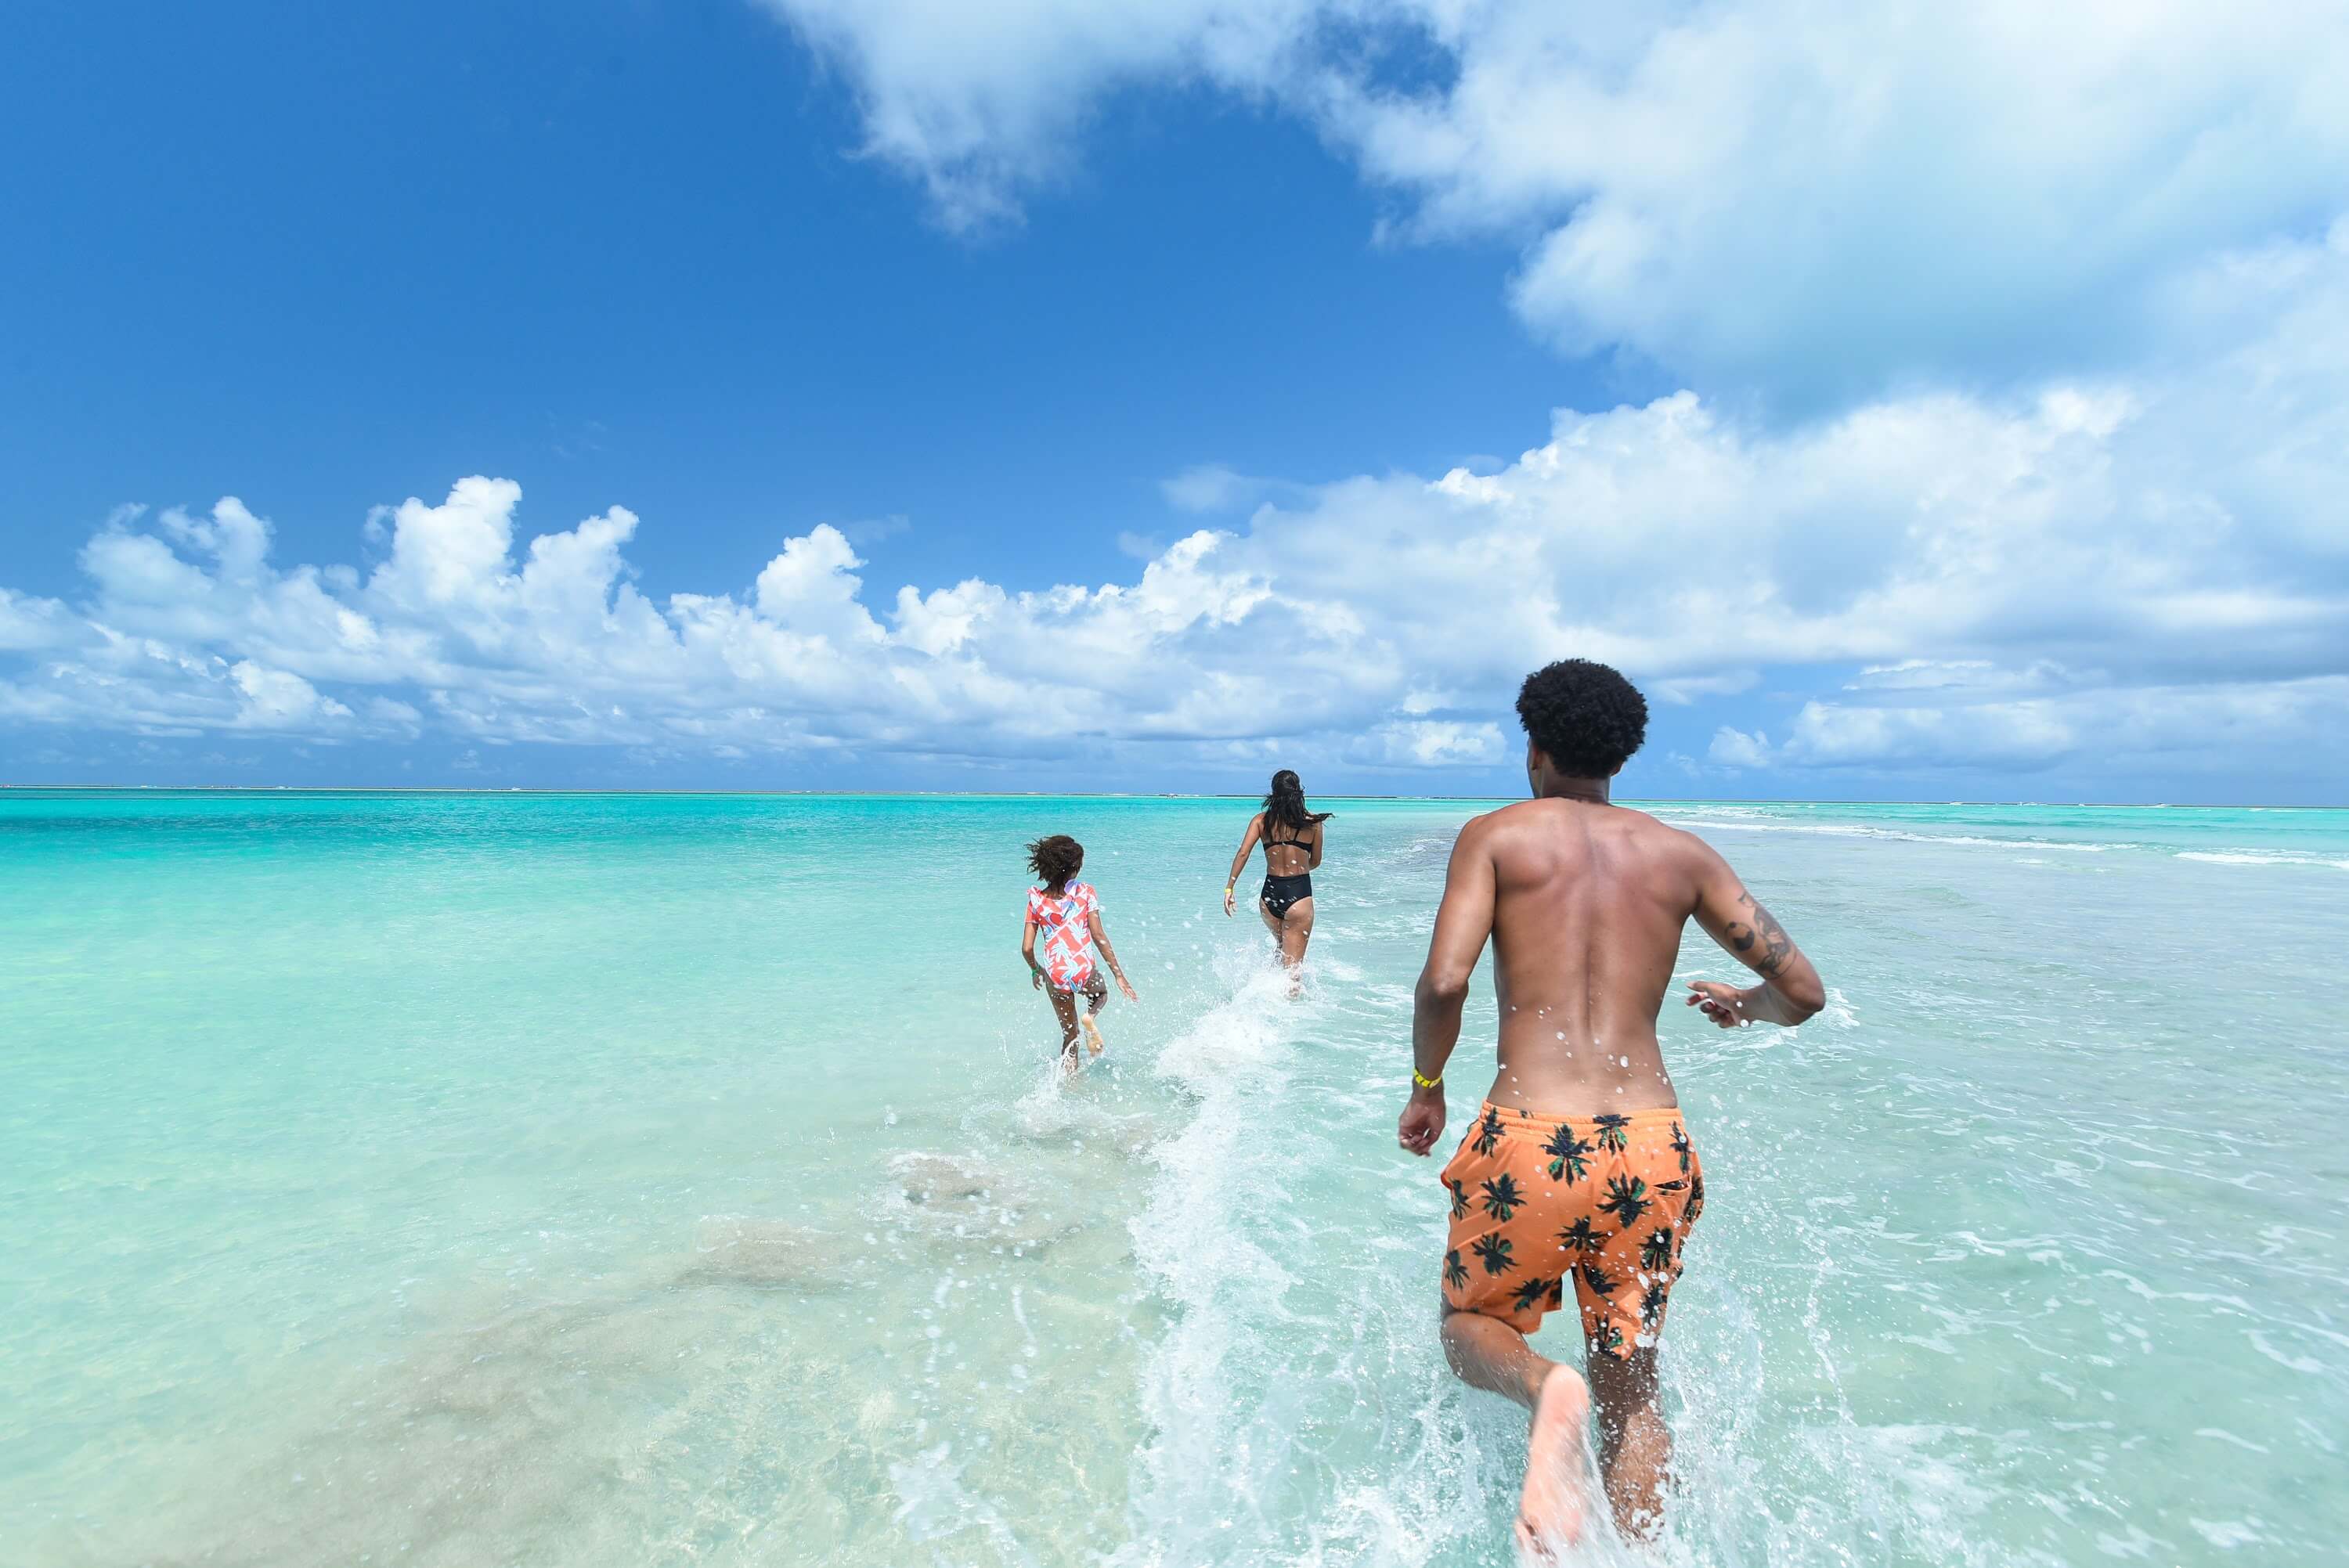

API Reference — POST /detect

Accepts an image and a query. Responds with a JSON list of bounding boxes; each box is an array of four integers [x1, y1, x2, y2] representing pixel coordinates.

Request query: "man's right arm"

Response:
[[1684, 838, 1825, 1027], [1398, 818, 1497, 1155]]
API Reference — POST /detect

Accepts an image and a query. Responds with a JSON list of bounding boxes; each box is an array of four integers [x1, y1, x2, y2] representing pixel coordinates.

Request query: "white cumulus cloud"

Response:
[[10, 8, 2349, 788], [756, 0, 2349, 398], [4, 218, 2344, 782]]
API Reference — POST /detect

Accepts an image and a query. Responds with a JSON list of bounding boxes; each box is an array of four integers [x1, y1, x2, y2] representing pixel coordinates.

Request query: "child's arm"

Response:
[[1021, 917, 1047, 989], [1088, 909, 1139, 1001], [1223, 814, 1263, 916]]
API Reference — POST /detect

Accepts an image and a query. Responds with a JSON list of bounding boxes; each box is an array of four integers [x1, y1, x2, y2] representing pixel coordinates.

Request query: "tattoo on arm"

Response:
[[1750, 903, 1792, 975], [1723, 894, 1793, 977]]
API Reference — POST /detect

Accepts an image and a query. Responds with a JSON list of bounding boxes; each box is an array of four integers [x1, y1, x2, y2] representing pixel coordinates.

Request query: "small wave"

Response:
[[2175, 851, 2349, 871], [1655, 816, 2123, 852]]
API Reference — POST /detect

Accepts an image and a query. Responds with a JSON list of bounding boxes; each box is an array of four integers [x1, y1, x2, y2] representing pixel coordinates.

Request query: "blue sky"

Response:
[[3, 0, 2346, 802]]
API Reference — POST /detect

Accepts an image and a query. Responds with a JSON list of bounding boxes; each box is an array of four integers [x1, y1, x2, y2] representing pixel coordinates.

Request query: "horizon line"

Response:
[[2, 784, 2339, 810]]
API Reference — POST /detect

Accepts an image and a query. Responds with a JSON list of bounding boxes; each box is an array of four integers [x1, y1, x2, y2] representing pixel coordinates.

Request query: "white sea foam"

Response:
[[1115, 955, 1300, 1563], [1652, 815, 2123, 852], [2176, 851, 2349, 871], [890, 1442, 1041, 1564]]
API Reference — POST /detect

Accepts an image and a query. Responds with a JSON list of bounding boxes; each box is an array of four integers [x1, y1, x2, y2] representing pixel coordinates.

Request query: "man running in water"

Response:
[[1398, 659, 1824, 1552]]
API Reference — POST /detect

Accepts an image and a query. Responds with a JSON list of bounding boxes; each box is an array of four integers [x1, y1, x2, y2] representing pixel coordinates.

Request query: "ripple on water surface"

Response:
[[4, 792, 2346, 1565]]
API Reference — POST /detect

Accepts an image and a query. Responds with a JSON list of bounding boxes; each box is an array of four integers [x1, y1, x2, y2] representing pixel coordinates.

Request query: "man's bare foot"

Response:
[[1514, 1364, 1590, 1559], [1081, 1015, 1105, 1055]]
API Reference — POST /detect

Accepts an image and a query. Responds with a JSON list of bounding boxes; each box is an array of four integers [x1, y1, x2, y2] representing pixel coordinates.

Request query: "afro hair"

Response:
[[1027, 834, 1084, 889], [1515, 659, 1648, 777]]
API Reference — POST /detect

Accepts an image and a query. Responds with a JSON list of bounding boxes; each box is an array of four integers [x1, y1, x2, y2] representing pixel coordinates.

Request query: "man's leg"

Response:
[[1440, 1305, 1590, 1552], [1586, 1346, 1670, 1541]]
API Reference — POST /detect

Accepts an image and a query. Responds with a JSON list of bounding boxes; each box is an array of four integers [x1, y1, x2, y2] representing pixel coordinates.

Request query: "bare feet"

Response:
[[1081, 1015, 1105, 1055], [1514, 1364, 1591, 1560]]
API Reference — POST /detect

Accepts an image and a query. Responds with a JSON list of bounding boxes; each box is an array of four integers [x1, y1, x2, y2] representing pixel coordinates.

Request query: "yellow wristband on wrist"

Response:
[[1413, 1068, 1442, 1090]]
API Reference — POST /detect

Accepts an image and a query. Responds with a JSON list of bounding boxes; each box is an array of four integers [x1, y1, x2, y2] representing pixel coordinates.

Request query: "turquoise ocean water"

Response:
[[5, 791, 2347, 1566]]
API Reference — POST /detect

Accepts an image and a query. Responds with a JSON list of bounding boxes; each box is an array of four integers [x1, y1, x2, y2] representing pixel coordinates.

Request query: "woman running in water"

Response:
[[1222, 770, 1330, 979], [1021, 834, 1138, 1070]]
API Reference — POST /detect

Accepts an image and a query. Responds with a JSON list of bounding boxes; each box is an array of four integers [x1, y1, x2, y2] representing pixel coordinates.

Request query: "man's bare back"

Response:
[[1442, 796, 1814, 1114], [1396, 658, 1825, 1555]]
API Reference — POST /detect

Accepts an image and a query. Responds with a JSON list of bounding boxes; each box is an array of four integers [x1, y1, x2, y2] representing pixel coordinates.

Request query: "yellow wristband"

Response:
[[1413, 1068, 1442, 1090]]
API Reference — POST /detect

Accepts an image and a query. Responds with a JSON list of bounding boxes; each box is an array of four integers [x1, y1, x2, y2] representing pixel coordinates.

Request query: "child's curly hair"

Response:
[[1027, 834, 1084, 891]]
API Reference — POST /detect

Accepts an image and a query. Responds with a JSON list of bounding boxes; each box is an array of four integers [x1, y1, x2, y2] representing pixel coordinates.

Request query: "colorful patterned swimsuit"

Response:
[[1027, 881, 1101, 992]]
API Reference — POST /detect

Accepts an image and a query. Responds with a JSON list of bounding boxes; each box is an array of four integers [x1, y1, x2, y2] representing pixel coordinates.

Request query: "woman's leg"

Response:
[[1257, 896, 1284, 943], [1278, 896, 1315, 968]]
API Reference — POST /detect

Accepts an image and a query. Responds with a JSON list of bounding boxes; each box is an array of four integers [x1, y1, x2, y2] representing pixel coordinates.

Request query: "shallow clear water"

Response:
[[5, 791, 2345, 1566]]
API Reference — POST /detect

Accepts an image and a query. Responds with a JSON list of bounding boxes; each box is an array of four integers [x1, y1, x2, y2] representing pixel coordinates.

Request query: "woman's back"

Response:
[[1259, 816, 1316, 878], [1228, 770, 1328, 981]]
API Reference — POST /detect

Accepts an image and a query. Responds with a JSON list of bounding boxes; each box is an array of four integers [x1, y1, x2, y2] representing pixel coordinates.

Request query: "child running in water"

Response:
[[1020, 834, 1138, 1069]]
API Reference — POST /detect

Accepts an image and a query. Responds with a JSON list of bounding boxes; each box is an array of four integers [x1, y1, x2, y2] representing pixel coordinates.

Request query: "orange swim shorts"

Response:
[[1438, 1103, 1704, 1361]]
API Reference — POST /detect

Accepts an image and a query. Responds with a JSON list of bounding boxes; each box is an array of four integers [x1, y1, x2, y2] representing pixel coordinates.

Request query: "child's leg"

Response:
[[1048, 986, 1081, 1059], [1079, 974, 1109, 1054]]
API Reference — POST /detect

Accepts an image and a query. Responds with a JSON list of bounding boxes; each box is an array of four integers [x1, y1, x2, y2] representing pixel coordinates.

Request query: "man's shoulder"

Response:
[[1473, 799, 1708, 860], [1611, 807, 1718, 864], [1611, 803, 1695, 842], [1465, 799, 1569, 861], [1470, 798, 1548, 828], [1471, 798, 1678, 833], [1456, 800, 1533, 845]]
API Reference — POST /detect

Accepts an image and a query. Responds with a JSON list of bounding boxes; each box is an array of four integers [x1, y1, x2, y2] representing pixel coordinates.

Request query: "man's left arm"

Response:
[[1399, 821, 1496, 1155]]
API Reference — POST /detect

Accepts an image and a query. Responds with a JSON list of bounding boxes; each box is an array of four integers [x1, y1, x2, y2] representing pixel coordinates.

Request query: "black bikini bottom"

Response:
[[1261, 872, 1313, 919]]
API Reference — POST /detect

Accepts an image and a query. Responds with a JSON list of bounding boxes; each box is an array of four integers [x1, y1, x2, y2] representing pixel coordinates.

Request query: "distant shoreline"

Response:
[[1, 785, 2337, 810]]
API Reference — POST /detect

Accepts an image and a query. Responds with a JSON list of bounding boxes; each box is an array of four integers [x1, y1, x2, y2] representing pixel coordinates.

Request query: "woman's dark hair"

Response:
[[1261, 770, 1331, 839], [1027, 834, 1084, 891], [1515, 658, 1648, 777]]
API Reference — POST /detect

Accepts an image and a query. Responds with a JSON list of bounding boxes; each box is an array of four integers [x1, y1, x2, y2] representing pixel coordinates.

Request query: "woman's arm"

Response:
[[1223, 814, 1264, 916], [1308, 821, 1325, 871], [1088, 910, 1139, 1000]]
